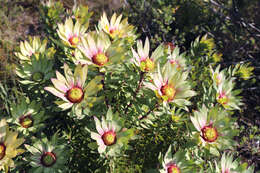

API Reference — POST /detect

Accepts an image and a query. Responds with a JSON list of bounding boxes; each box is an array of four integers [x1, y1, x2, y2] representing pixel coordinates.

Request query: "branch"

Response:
[[100, 72, 110, 108], [138, 102, 159, 120], [124, 71, 145, 114], [208, 0, 260, 36]]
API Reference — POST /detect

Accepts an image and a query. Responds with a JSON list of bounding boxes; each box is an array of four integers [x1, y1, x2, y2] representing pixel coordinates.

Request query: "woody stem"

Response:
[[138, 102, 159, 120], [124, 71, 145, 114], [100, 71, 110, 108]]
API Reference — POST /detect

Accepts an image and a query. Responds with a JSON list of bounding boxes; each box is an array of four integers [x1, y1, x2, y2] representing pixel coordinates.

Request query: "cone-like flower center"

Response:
[[102, 130, 117, 146], [170, 60, 181, 69], [217, 92, 229, 105], [32, 72, 44, 82], [167, 163, 181, 173], [141, 58, 155, 72], [0, 143, 6, 160], [69, 36, 80, 46], [161, 84, 176, 101], [109, 28, 120, 38], [19, 115, 33, 128], [66, 86, 84, 103], [109, 28, 116, 34], [92, 53, 109, 66], [41, 152, 56, 167], [201, 125, 218, 142]]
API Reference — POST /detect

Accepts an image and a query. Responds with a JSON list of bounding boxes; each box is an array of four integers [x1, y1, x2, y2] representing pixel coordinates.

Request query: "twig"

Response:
[[124, 71, 145, 114], [138, 102, 159, 120], [100, 71, 110, 108], [208, 0, 260, 36]]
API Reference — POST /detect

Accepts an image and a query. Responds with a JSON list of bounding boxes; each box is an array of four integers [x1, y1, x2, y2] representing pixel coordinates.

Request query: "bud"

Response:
[[32, 72, 44, 82], [41, 152, 57, 167], [19, 114, 34, 128]]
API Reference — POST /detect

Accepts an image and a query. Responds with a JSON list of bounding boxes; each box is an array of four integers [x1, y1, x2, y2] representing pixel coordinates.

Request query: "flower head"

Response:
[[16, 54, 54, 86], [212, 52, 223, 63], [77, 32, 125, 67], [200, 35, 215, 52], [164, 42, 176, 52], [57, 17, 87, 47], [15, 36, 47, 62], [99, 12, 135, 39], [145, 63, 196, 107], [216, 79, 242, 110], [24, 134, 69, 173], [167, 46, 187, 71], [44, 63, 103, 118], [90, 108, 134, 156], [190, 105, 238, 151], [210, 66, 242, 110], [132, 37, 164, 72], [237, 63, 254, 80], [10, 97, 46, 135], [210, 65, 226, 87], [0, 119, 25, 172], [159, 146, 195, 173], [71, 5, 92, 28], [214, 153, 254, 173]]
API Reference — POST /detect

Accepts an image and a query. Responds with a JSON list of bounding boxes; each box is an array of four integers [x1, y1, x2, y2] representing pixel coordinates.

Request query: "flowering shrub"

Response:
[[0, 1, 256, 173]]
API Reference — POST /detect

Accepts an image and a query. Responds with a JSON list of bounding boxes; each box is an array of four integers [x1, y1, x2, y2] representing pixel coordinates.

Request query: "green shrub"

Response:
[[0, 0, 258, 172]]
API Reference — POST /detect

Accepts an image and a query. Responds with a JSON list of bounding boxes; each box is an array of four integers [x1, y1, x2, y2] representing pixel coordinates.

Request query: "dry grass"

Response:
[[0, 0, 127, 82], [62, 0, 127, 13], [0, 0, 42, 82]]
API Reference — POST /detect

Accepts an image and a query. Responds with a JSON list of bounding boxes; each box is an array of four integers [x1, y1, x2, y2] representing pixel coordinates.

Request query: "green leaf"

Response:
[[106, 107, 113, 121], [145, 169, 160, 173], [209, 147, 220, 156], [88, 142, 98, 150]]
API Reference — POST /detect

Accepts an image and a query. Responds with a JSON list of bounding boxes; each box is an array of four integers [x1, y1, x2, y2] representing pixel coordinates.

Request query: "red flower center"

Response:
[[217, 92, 229, 105], [41, 152, 57, 167], [161, 84, 176, 101], [19, 114, 34, 128], [92, 52, 109, 66], [0, 143, 6, 160], [140, 58, 155, 72], [201, 125, 218, 142], [102, 130, 117, 146], [109, 28, 120, 38], [170, 60, 181, 69], [68, 36, 80, 46], [167, 163, 181, 173], [109, 28, 116, 34], [66, 86, 84, 103]]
